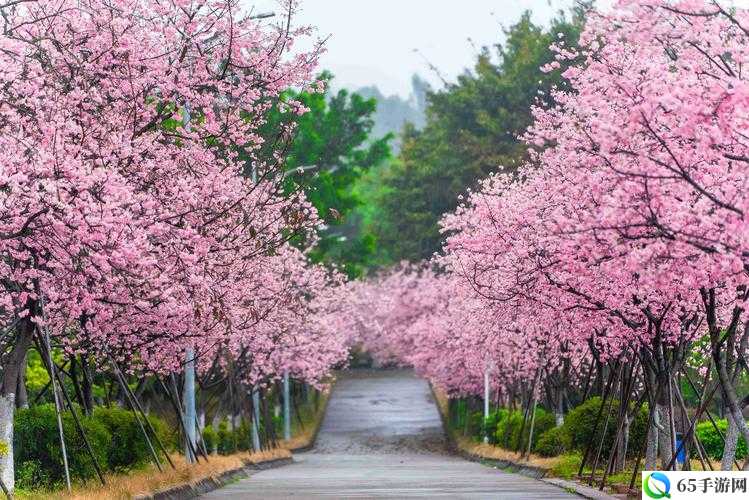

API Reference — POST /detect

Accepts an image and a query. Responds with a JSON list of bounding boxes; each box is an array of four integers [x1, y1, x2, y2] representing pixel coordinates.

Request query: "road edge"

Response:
[[133, 456, 294, 500], [428, 382, 619, 500]]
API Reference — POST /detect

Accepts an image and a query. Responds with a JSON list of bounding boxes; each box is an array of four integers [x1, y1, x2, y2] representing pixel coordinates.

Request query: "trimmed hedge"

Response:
[[14, 404, 176, 489], [696, 419, 748, 461]]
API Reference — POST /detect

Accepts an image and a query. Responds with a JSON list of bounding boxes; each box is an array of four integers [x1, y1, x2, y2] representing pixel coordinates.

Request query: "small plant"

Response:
[[203, 425, 217, 454], [536, 425, 572, 457]]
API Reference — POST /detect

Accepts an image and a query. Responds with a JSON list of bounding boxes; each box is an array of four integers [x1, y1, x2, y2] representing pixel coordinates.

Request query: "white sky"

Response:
[[248, 0, 749, 98], [248, 0, 582, 97]]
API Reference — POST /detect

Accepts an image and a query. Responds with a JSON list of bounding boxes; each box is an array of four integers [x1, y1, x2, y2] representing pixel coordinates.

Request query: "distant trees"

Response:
[[364, 8, 587, 264], [356, 75, 429, 151]]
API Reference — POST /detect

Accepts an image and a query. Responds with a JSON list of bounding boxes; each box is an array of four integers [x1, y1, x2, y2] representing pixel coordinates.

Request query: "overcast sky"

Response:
[[248, 0, 584, 98], [249, 1, 749, 98]]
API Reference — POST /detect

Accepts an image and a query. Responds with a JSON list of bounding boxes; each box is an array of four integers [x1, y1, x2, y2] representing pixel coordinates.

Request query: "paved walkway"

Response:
[[203, 370, 577, 499]]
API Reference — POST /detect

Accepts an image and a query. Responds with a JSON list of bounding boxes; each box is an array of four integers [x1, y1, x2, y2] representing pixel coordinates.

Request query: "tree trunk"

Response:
[[1, 318, 34, 398], [555, 394, 564, 427], [657, 403, 674, 469], [15, 348, 28, 409], [722, 409, 739, 471], [645, 406, 660, 470], [617, 413, 630, 472], [713, 346, 749, 470], [80, 355, 94, 414], [0, 393, 14, 493]]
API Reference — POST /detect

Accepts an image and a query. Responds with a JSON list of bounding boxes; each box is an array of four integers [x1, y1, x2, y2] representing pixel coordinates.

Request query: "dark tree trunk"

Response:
[[80, 355, 94, 413]]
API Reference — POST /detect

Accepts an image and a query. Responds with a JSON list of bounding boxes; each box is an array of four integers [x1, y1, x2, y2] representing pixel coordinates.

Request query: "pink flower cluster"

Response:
[[0, 0, 348, 385], [348, 0, 749, 400]]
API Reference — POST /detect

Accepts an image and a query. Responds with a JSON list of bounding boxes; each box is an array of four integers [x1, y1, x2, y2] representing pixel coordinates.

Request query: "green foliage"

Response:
[[25, 350, 51, 396], [562, 397, 648, 459], [202, 425, 217, 454], [494, 408, 556, 452], [259, 72, 391, 278], [362, 8, 586, 263], [481, 409, 508, 445], [216, 418, 235, 454], [536, 425, 572, 457], [215, 418, 253, 455], [549, 452, 583, 479], [14, 404, 110, 488], [0, 440, 7, 457], [92, 406, 175, 471], [696, 419, 748, 461], [14, 404, 175, 488]]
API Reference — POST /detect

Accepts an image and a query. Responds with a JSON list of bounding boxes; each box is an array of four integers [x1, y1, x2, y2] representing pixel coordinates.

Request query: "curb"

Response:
[[428, 383, 618, 500], [458, 450, 549, 479], [133, 456, 293, 500], [542, 478, 623, 500], [429, 383, 549, 479]]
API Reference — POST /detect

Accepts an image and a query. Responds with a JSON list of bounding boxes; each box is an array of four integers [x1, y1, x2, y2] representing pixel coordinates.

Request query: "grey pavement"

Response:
[[202, 369, 578, 499]]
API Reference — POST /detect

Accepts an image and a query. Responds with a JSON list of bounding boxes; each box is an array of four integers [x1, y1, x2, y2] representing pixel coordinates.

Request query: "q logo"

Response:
[[643, 472, 671, 499]]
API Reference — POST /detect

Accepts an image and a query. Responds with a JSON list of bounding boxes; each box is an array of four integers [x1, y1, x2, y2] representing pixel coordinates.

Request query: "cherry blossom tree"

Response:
[[0, 0, 334, 489]]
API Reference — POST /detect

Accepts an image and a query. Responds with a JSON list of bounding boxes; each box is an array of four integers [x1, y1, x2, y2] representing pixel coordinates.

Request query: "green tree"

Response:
[[364, 8, 586, 263], [262, 72, 391, 277]]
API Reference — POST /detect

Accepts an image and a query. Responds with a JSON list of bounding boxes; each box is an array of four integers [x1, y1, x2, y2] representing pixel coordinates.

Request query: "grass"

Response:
[[15, 449, 290, 500]]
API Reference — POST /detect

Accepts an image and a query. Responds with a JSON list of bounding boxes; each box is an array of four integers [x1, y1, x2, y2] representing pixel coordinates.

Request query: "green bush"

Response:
[[495, 409, 523, 448], [203, 425, 217, 454], [92, 406, 174, 471], [234, 419, 252, 452], [14, 404, 177, 488], [562, 397, 648, 459], [536, 425, 572, 457], [696, 419, 748, 461], [217, 418, 235, 454], [215, 418, 254, 454], [549, 452, 583, 479], [494, 408, 555, 452], [481, 409, 508, 445], [14, 404, 110, 488]]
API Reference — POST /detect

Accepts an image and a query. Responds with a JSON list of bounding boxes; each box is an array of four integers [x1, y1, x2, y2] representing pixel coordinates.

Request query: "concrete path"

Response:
[[203, 370, 577, 499]]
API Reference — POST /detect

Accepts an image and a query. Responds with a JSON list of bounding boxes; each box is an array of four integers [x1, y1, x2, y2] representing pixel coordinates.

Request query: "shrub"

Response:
[[481, 409, 508, 445], [549, 452, 583, 479], [217, 418, 235, 454], [494, 407, 555, 451], [495, 409, 523, 449], [14, 404, 110, 488], [536, 425, 572, 457], [562, 397, 648, 459], [14, 404, 177, 488], [234, 419, 252, 452], [203, 425, 217, 454], [216, 417, 253, 454], [696, 419, 748, 461], [92, 406, 174, 471]]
